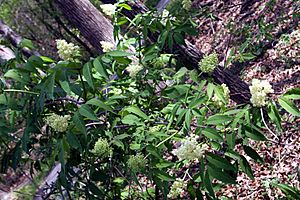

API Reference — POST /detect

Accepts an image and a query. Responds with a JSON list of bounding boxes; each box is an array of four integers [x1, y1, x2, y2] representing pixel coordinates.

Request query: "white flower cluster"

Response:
[[173, 134, 207, 161], [100, 41, 115, 52], [167, 178, 187, 199], [212, 83, 230, 107], [126, 63, 143, 78], [182, 0, 192, 10], [56, 39, 80, 61], [161, 10, 170, 26], [198, 52, 219, 73], [100, 4, 116, 17], [92, 138, 113, 159], [249, 79, 273, 107], [45, 113, 71, 132]]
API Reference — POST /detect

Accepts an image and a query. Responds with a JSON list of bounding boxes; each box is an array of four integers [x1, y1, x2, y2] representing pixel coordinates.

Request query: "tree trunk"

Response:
[[54, 0, 114, 53]]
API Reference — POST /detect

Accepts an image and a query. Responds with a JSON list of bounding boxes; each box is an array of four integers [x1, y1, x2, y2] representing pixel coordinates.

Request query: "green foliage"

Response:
[[273, 183, 300, 199], [0, 0, 299, 199], [0, 0, 22, 26]]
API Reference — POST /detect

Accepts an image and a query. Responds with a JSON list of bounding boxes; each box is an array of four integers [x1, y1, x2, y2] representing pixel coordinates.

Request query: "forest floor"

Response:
[[0, 0, 300, 199], [190, 0, 300, 199]]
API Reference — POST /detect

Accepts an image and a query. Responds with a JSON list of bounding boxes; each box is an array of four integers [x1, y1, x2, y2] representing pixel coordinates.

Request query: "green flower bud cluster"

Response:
[[92, 138, 113, 159], [44, 113, 71, 132], [149, 125, 161, 133], [127, 153, 147, 172], [182, 0, 192, 11], [198, 52, 219, 73]]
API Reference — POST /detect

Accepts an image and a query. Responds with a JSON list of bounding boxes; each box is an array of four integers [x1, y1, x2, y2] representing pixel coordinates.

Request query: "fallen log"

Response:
[[53, 0, 250, 103], [33, 163, 61, 200], [102, 0, 251, 103], [0, 20, 39, 57]]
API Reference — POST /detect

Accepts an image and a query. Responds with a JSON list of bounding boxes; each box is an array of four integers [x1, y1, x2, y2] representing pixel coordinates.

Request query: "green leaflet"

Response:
[[82, 62, 94, 90], [278, 97, 300, 116], [79, 104, 99, 121]]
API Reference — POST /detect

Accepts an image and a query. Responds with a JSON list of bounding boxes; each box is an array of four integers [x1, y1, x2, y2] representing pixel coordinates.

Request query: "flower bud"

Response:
[[127, 153, 147, 172], [198, 52, 218, 73], [45, 113, 71, 132], [92, 138, 113, 159]]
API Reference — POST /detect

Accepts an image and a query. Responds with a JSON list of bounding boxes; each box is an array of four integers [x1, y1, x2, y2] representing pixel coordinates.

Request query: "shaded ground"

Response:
[[190, 0, 300, 199]]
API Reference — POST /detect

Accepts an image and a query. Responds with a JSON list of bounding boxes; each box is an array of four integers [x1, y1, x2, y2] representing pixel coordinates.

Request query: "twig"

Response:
[[3, 89, 39, 95], [51, 97, 84, 105], [113, 166, 127, 180], [85, 122, 103, 127]]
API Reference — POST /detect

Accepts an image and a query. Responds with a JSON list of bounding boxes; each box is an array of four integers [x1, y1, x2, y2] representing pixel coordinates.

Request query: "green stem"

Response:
[[144, 130, 178, 160], [78, 70, 87, 100], [155, 130, 178, 148], [3, 89, 39, 95]]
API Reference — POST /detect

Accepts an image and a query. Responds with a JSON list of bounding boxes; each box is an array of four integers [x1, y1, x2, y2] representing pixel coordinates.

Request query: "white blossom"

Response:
[[167, 178, 187, 199], [44, 113, 71, 132], [173, 134, 207, 161], [222, 83, 230, 97], [56, 39, 80, 61], [161, 9, 170, 26], [100, 4, 116, 17], [250, 79, 274, 107], [126, 63, 143, 78], [100, 41, 115, 52]]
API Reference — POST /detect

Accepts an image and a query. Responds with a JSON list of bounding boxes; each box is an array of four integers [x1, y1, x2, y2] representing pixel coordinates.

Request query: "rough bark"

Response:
[[0, 20, 39, 57], [54, 0, 114, 53]]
